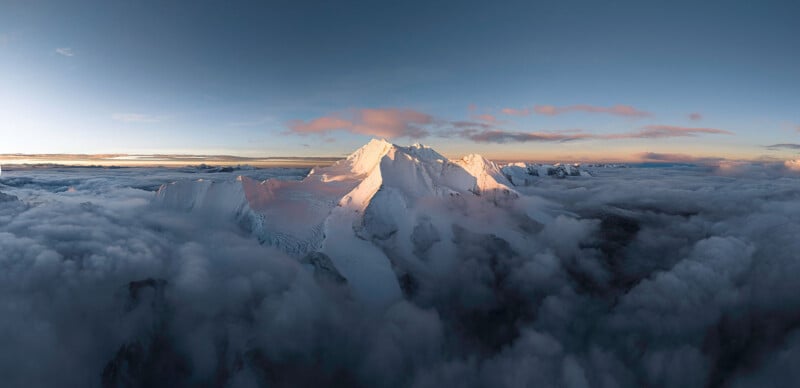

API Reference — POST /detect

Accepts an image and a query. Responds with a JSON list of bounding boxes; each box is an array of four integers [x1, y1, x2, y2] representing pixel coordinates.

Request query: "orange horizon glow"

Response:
[[1, 146, 792, 168]]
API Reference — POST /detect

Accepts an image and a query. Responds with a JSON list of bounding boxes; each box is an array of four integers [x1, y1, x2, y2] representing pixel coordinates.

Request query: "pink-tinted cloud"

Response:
[[500, 107, 531, 116], [467, 105, 503, 123], [533, 104, 652, 117], [688, 112, 703, 121], [473, 113, 499, 123], [288, 116, 353, 133], [532, 105, 557, 115], [616, 125, 733, 139], [288, 108, 433, 139], [290, 105, 731, 144], [795, 125, 800, 133]]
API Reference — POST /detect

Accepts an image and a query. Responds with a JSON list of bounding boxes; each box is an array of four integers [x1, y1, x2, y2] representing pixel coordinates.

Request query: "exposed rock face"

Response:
[[103, 279, 188, 388], [300, 251, 347, 285]]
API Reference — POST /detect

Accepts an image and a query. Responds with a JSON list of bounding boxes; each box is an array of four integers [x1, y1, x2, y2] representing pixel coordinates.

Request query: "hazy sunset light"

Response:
[[1, 2, 799, 388]]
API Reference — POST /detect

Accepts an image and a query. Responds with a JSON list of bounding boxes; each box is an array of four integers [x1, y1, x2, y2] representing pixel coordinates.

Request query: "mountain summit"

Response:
[[155, 139, 558, 304]]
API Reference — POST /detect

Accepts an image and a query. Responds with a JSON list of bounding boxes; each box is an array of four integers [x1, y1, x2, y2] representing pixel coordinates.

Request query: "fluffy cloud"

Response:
[[785, 159, 800, 171], [2, 163, 800, 387]]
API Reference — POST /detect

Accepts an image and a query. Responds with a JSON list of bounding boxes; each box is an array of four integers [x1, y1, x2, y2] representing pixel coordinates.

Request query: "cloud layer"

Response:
[[1, 164, 800, 387]]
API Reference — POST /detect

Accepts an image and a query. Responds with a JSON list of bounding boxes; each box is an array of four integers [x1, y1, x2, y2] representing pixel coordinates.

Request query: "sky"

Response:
[[1, 0, 799, 163]]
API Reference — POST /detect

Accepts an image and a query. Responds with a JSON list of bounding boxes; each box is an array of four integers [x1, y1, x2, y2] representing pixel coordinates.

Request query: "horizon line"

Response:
[[0, 151, 768, 167]]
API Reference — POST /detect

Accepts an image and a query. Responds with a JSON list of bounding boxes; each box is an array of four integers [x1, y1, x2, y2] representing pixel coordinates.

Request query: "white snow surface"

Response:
[[155, 139, 544, 306]]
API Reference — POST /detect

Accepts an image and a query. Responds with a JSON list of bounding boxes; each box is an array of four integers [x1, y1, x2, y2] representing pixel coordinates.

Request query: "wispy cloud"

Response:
[[55, 47, 75, 57], [534, 104, 652, 117], [688, 112, 703, 121], [287, 108, 433, 139], [499, 104, 651, 118], [500, 107, 532, 116], [612, 125, 733, 139], [466, 105, 503, 124], [766, 143, 800, 151], [455, 129, 592, 143], [635, 152, 724, 164], [473, 113, 500, 124], [452, 125, 733, 143], [112, 113, 162, 123], [448, 120, 494, 130]]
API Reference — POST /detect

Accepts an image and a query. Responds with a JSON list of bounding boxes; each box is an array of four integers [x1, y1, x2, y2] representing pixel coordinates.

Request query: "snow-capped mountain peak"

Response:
[[454, 153, 513, 193], [341, 138, 394, 175], [154, 139, 533, 305]]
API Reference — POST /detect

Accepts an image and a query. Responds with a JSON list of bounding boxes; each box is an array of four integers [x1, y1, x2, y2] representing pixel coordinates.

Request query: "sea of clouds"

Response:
[[1, 164, 799, 388]]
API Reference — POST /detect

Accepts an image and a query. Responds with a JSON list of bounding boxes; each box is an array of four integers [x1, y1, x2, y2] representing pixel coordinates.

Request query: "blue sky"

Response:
[[1, 0, 798, 161]]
